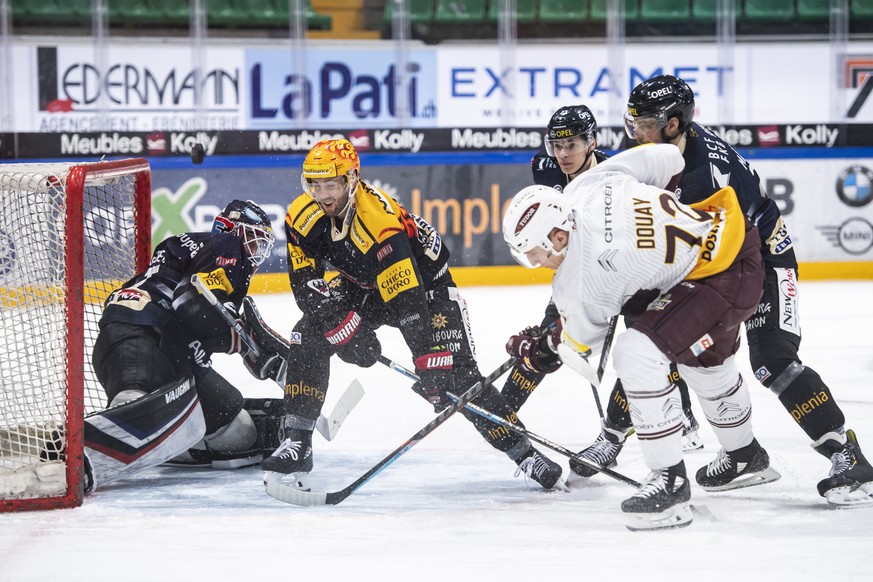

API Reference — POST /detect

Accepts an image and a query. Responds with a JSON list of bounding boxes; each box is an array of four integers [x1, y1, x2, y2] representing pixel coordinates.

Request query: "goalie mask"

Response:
[[212, 199, 275, 267], [502, 185, 574, 269], [300, 139, 361, 219], [625, 74, 695, 142]]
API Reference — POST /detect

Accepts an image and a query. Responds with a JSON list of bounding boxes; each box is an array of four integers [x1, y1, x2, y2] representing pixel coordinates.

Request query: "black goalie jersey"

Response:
[[284, 180, 453, 359], [99, 231, 256, 356]]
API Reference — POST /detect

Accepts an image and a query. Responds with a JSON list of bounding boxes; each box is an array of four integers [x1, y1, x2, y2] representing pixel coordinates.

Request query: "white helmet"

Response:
[[502, 185, 573, 268]]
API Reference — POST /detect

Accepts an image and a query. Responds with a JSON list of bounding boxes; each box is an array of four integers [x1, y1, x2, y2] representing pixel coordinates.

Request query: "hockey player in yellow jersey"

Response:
[[503, 144, 778, 530], [262, 138, 564, 491]]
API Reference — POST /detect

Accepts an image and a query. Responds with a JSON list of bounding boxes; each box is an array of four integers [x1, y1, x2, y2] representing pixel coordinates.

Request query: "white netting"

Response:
[[0, 161, 146, 505]]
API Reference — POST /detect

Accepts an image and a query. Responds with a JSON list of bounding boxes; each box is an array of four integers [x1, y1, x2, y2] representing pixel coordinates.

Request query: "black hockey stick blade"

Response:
[[264, 357, 517, 506], [453, 395, 641, 488]]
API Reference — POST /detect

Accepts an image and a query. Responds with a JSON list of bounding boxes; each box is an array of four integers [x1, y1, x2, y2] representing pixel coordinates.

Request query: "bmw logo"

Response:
[[836, 165, 873, 207]]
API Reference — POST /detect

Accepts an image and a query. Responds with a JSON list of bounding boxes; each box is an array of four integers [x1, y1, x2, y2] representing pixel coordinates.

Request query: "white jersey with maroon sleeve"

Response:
[[553, 144, 742, 353]]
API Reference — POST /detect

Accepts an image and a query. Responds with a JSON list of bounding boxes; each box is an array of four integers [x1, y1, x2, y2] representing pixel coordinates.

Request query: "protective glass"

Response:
[[623, 110, 668, 140], [545, 135, 592, 157]]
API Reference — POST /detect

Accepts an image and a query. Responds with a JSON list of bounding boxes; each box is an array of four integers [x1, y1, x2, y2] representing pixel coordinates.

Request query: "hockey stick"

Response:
[[450, 395, 640, 487], [373, 354, 639, 487], [190, 274, 361, 442], [264, 356, 517, 506], [589, 315, 618, 419], [191, 274, 260, 357]]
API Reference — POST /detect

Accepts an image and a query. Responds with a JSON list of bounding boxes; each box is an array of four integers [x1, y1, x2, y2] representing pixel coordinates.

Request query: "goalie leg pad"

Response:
[[84, 375, 205, 491]]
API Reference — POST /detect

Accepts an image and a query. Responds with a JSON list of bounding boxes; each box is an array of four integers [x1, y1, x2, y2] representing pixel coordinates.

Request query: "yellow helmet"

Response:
[[302, 139, 360, 181]]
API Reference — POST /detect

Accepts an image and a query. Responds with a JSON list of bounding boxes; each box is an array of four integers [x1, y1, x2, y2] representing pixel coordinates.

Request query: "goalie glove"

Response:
[[240, 297, 289, 383], [505, 323, 562, 374]]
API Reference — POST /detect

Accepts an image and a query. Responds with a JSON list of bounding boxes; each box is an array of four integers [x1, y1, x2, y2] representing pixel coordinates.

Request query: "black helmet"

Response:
[[545, 105, 597, 157], [625, 75, 695, 140], [212, 199, 275, 267]]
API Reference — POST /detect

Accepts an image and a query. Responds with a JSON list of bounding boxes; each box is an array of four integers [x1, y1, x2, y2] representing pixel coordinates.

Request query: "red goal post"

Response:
[[0, 159, 151, 511]]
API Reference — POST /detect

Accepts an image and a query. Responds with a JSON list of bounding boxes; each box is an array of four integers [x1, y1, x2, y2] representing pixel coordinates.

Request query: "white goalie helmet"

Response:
[[502, 185, 574, 268]]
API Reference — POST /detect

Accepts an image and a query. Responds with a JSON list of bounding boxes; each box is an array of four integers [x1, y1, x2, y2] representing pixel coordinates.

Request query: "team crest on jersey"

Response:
[[289, 331, 302, 345], [307, 278, 331, 297], [431, 313, 448, 329]]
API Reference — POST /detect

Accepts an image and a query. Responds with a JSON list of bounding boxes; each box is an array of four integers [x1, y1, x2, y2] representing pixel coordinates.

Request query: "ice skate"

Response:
[[622, 461, 693, 531], [814, 429, 873, 508], [568, 420, 632, 483], [262, 429, 313, 490], [696, 439, 780, 492], [514, 447, 564, 490], [682, 409, 704, 452]]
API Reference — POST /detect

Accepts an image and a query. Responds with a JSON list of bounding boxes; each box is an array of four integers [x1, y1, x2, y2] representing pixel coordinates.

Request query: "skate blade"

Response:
[[700, 467, 781, 492], [825, 484, 873, 508], [551, 479, 570, 493], [682, 431, 704, 452], [625, 502, 694, 531], [263, 471, 311, 492]]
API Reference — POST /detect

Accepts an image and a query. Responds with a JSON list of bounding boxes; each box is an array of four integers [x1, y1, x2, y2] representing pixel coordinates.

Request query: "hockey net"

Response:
[[0, 159, 151, 511]]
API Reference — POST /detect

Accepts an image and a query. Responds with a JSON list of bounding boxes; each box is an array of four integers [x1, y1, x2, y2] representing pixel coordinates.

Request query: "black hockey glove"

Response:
[[413, 346, 455, 411], [323, 310, 381, 368], [240, 297, 289, 383], [505, 323, 562, 374]]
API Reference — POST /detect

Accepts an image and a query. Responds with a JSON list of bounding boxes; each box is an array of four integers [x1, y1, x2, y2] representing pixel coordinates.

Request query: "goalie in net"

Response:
[[85, 199, 284, 491]]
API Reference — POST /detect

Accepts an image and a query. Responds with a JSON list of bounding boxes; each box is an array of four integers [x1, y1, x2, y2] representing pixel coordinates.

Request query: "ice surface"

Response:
[[2, 282, 872, 581]]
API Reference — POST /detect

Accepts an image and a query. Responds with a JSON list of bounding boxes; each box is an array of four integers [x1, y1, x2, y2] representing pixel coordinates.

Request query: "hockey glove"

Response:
[[240, 297, 289, 383], [323, 310, 381, 368], [505, 324, 562, 374], [413, 347, 455, 411]]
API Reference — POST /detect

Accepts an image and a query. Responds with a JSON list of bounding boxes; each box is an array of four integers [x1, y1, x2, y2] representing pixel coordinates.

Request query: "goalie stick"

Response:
[[190, 274, 362, 442], [372, 354, 639, 487], [264, 356, 518, 506]]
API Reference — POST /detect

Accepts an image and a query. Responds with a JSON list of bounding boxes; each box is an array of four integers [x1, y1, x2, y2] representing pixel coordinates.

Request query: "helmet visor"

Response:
[[545, 134, 592, 157], [624, 110, 668, 140]]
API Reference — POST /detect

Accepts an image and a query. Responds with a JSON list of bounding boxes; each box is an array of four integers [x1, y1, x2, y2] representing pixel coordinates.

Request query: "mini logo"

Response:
[[817, 217, 873, 255], [836, 165, 873, 208]]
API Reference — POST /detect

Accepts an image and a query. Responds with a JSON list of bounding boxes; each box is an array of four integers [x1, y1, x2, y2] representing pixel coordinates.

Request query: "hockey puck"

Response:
[[190, 143, 206, 165]]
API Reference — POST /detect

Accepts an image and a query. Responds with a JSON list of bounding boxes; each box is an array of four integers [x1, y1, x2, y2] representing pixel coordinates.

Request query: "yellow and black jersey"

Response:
[[285, 180, 452, 355]]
